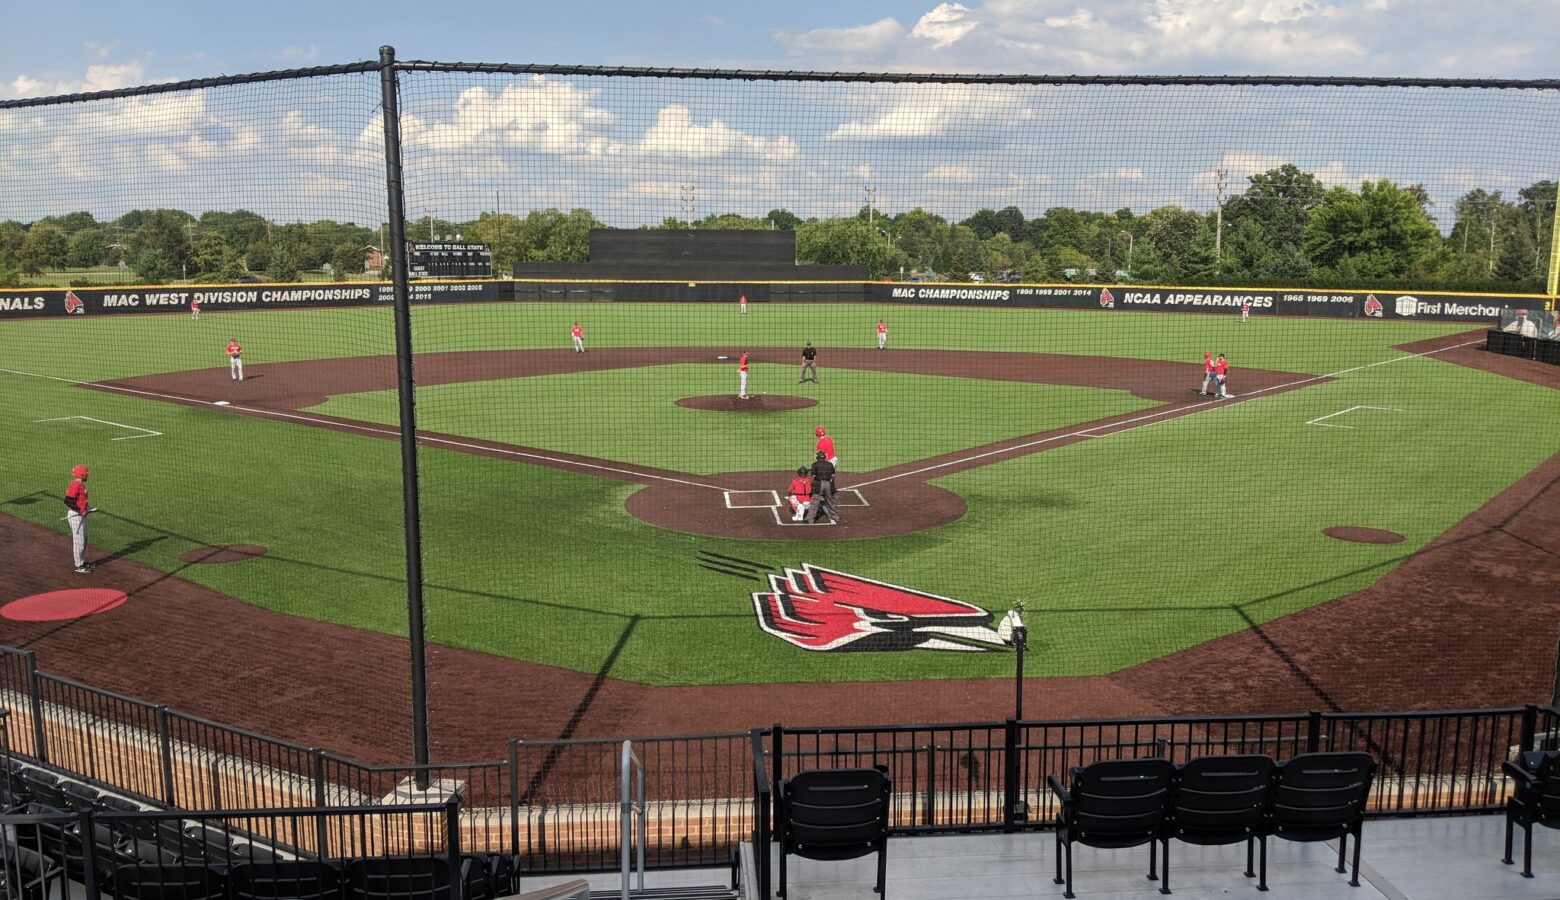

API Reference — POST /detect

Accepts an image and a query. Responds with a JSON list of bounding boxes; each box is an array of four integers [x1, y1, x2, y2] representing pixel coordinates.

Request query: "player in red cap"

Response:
[[815, 426, 837, 469], [738, 351, 751, 399], [64, 464, 94, 573], [785, 466, 813, 521], [570, 322, 585, 353], [876, 319, 888, 350], [739, 294, 748, 315], [226, 338, 244, 381]]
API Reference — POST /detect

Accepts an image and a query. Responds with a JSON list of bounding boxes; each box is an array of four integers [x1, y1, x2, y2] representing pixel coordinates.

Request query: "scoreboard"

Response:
[[407, 242, 492, 279]]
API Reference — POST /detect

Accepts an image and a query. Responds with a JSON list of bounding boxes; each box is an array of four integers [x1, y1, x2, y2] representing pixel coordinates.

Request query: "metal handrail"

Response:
[[620, 740, 645, 899]]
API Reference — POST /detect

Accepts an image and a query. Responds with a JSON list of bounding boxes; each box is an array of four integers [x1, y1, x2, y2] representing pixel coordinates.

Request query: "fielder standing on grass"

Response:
[[571, 321, 585, 353], [739, 294, 748, 315], [1241, 301, 1251, 324], [190, 296, 201, 320], [739, 351, 750, 399], [226, 338, 244, 381], [799, 341, 819, 383], [65, 465, 95, 573], [876, 319, 888, 350]]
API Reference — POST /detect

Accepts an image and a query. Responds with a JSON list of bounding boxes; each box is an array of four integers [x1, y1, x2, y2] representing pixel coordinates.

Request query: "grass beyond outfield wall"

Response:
[[1, 302, 1556, 685]]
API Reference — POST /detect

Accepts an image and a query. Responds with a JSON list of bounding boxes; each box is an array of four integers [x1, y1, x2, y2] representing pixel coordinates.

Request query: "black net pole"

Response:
[[379, 44, 431, 778]]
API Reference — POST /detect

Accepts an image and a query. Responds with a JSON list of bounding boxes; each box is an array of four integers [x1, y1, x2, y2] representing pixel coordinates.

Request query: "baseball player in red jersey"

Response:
[[226, 338, 244, 381], [739, 294, 748, 315], [785, 466, 813, 521], [738, 351, 750, 399], [1198, 350, 1215, 395], [190, 296, 201, 320], [64, 464, 95, 573], [815, 426, 837, 468], [1213, 353, 1232, 398], [876, 319, 888, 350], [1241, 301, 1251, 324], [571, 322, 585, 353]]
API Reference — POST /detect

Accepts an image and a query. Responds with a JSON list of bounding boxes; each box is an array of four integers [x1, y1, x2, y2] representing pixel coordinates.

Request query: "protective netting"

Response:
[[1, 63, 1559, 764]]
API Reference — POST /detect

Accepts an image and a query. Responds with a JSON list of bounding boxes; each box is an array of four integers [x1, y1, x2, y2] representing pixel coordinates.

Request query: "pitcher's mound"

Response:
[[676, 395, 818, 412]]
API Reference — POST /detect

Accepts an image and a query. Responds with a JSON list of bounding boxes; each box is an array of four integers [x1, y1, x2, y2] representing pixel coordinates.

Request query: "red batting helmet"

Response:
[[814, 426, 825, 436], [72, 465, 89, 478]]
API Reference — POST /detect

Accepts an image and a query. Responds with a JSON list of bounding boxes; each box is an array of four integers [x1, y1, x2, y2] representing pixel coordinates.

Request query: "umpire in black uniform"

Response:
[[807, 451, 839, 523]]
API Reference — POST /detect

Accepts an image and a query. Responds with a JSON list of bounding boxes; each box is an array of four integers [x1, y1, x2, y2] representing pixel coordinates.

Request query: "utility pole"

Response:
[[864, 184, 876, 225], [1214, 168, 1228, 272]]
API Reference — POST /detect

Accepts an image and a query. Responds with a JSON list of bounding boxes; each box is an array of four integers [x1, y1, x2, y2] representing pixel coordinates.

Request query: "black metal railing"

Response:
[[2, 645, 1553, 875]]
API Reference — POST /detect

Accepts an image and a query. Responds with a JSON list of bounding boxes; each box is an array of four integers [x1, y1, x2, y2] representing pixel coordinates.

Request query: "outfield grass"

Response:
[[2, 302, 1555, 685]]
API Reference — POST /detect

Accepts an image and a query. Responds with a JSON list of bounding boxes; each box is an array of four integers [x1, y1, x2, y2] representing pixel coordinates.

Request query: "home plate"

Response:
[[213, 400, 230, 406]]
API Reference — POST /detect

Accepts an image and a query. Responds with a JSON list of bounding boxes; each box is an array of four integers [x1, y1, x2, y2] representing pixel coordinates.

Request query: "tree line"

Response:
[[1, 165, 1554, 292]]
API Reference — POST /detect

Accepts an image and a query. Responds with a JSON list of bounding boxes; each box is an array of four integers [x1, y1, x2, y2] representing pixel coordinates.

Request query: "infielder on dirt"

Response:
[[571, 322, 585, 353], [226, 338, 244, 381]]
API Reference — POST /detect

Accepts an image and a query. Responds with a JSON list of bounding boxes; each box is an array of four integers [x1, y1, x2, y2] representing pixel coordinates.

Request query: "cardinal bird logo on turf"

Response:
[[1099, 288, 1115, 309], [64, 291, 85, 315], [1363, 294, 1383, 318], [751, 563, 1008, 652]]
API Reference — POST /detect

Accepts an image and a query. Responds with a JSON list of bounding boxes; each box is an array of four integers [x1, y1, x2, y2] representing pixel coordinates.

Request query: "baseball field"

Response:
[[3, 297, 1559, 759]]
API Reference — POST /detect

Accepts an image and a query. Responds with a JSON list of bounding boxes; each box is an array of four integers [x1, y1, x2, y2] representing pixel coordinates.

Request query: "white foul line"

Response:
[[851, 338, 1482, 489], [0, 366, 728, 492], [34, 415, 162, 440]]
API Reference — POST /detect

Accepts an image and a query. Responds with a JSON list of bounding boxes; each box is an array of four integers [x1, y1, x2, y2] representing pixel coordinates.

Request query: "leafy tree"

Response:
[[541, 208, 602, 261], [1303, 179, 1439, 278], [698, 213, 767, 229], [266, 243, 302, 282], [765, 209, 801, 230], [190, 231, 236, 276], [330, 242, 364, 280], [128, 210, 193, 275], [795, 217, 899, 277], [199, 210, 270, 253], [245, 237, 272, 273], [1035, 207, 1089, 254], [0, 242, 22, 287], [134, 248, 177, 284], [960, 208, 1002, 240], [37, 211, 98, 234], [0, 221, 26, 260], [20, 223, 69, 273], [992, 206, 1026, 240], [466, 212, 526, 274], [65, 227, 107, 268], [890, 208, 950, 273]]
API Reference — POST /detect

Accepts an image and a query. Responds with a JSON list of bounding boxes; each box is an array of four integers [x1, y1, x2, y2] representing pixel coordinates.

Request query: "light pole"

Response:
[[1119, 231, 1134, 279], [864, 183, 877, 225], [679, 182, 696, 229]]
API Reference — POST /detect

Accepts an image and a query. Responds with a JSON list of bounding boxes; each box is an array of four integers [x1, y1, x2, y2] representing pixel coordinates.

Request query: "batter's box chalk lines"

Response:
[[1306, 405, 1405, 429], [834, 488, 869, 507], [34, 415, 162, 441], [769, 506, 836, 526], [725, 489, 781, 509]]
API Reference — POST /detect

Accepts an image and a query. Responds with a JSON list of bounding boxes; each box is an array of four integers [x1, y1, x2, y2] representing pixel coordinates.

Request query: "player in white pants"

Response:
[[226, 339, 244, 381], [64, 464, 93, 573], [738, 351, 750, 399]]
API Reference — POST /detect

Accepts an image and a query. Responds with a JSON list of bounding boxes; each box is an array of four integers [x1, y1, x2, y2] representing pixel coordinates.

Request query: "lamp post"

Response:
[[1119, 231, 1134, 279], [1013, 624, 1029, 720]]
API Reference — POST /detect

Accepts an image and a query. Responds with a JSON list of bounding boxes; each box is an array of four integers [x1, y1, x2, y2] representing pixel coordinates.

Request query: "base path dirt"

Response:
[[0, 330, 1551, 762]]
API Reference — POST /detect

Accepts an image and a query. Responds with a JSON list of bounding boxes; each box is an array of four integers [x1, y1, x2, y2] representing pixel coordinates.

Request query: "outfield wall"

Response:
[[0, 279, 1548, 322]]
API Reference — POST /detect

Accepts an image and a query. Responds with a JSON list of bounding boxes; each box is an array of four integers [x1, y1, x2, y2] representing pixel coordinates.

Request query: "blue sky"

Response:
[[5, 0, 1559, 94], [2, 2, 1558, 228]]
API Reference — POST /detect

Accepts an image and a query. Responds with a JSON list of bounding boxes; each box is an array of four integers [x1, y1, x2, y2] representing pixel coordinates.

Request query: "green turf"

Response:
[[1, 302, 1554, 687], [306, 363, 1158, 474]]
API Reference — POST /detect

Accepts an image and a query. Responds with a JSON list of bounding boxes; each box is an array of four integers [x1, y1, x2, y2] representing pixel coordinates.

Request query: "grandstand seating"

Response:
[[1048, 757, 1176, 899], [776, 767, 891, 899], [1502, 749, 1560, 877]]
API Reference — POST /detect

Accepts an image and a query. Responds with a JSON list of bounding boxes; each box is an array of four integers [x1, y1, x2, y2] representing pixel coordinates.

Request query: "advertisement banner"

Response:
[[869, 283, 1545, 322], [0, 280, 510, 319]]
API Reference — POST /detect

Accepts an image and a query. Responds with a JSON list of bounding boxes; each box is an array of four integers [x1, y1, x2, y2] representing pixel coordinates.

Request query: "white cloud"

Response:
[[637, 105, 798, 160], [926, 164, 976, 181], [774, 18, 906, 56], [910, 3, 978, 49], [3, 61, 147, 99], [703, 15, 725, 27], [278, 44, 320, 63], [397, 79, 621, 157]]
